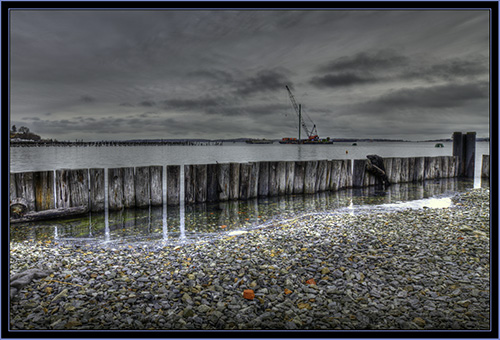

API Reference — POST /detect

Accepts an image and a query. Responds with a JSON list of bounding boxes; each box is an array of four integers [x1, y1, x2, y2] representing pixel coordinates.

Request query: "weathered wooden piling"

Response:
[[277, 161, 287, 195], [258, 162, 269, 197], [424, 157, 436, 180], [123, 167, 135, 208], [304, 161, 318, 194], [343, 160, 353, 188], [316, 160, 328, 192], [229, 163, 240, 200], [400, 158, 409, 183], [239, 163, 251, 200], [150, 166, 163, 206], [55, 170, 71, 209], [189, 164, 207, 203], [166, 165, 181, 205], [293, 161, 305, 194], [89, 168, 105, 212], [285, 161, 295, 195], [216, 163, 230, 201], [390, 158, 402, 184], [108, 168, 124, 210], [135, 166, 151, 208], [482, 155, 489, 178], [352, 159, 366, 188], [414, 157, 425, 182], [269, 162, 279, 197], [10, 173, 17, 202], [33, 171, 55, 211], [207, 164, 218, 202], [184, 165, 196, 204], [453, 131, 476, 178], [441, 156, 450, 178], [248, 162, 260, 199], [464, 132, 476, 178], [453, 132, 464, 176]]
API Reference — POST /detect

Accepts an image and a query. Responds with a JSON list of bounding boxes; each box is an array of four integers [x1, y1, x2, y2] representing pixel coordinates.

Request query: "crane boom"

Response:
[[285, 85, 312, 138]]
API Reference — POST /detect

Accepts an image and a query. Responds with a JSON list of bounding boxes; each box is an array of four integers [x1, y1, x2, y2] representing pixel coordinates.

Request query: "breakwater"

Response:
[[10, 140, 223, 147], [10, 155, 473, 217]]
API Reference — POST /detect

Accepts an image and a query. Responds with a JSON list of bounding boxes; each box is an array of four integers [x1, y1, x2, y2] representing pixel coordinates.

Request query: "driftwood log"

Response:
[[366, 155, 391, 187], [10, 206, 88, 224]]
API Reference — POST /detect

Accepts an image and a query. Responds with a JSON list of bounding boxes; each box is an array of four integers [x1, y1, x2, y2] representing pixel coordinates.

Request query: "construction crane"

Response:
[[285, 85, 319, 141]]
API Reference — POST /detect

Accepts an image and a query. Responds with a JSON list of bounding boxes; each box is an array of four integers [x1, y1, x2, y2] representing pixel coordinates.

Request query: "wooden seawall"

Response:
[[10, 155, 477, 219]]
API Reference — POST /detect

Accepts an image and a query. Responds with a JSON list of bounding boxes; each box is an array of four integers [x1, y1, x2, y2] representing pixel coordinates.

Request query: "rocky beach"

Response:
[[9, 189, 490, 330]]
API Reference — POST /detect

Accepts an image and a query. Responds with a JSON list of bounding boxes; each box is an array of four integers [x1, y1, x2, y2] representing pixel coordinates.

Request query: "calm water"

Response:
[[9, 141, 490, 246], [9, 141, 489, 178], [10, 178, 485, 248]]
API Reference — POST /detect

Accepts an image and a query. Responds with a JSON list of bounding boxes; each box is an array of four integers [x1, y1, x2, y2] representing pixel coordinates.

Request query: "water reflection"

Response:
[[10, 178, 485, 247]]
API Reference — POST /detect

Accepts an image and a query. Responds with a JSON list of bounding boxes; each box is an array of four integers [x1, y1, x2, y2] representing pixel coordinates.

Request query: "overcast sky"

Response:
[[10, 9, 490, 141]]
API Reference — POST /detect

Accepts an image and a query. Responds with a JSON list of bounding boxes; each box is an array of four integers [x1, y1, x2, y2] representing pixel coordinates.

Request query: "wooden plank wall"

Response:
[[10, 156, 464, 213]]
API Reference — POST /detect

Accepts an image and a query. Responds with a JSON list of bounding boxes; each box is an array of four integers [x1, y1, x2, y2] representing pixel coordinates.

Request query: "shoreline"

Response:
[[10, 188, 490, 330]]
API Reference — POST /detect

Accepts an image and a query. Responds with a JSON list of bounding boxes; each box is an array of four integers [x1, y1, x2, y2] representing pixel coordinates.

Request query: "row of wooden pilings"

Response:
[[10, 155, 476, 214]]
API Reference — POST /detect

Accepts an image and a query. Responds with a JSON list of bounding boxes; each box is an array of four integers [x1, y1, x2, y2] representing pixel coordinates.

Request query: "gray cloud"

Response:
[[318, 49, 409, 73], [310, 72, 379, 88], [401, 55, 489, 82], [361, 82, 489, 112], [81, 95, 96, 103], [311, 50, 489, 89], [234, 69, 294, 96], [139, 101, 156, 107]]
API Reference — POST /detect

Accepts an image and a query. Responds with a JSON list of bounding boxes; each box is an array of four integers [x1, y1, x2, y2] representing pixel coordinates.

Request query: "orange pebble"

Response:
[[306, 278, 317, 285], [243, 289, 255, 300]]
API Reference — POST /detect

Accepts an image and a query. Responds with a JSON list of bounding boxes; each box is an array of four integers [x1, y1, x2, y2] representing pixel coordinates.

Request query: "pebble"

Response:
[[9, 189, 490, 330]]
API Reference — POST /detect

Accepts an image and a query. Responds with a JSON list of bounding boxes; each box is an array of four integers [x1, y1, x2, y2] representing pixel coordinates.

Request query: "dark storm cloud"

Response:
[[318, 49, 409, 73], [188, 69, 234, 83], [311, 50, 489, 89], [310, 72, 378, 88], [355, 81, 489, 113], [234, 69, 294, 96], [163, 97, 223, 111], [139, 101, 156, 107], [81, 95, 96, 103]]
